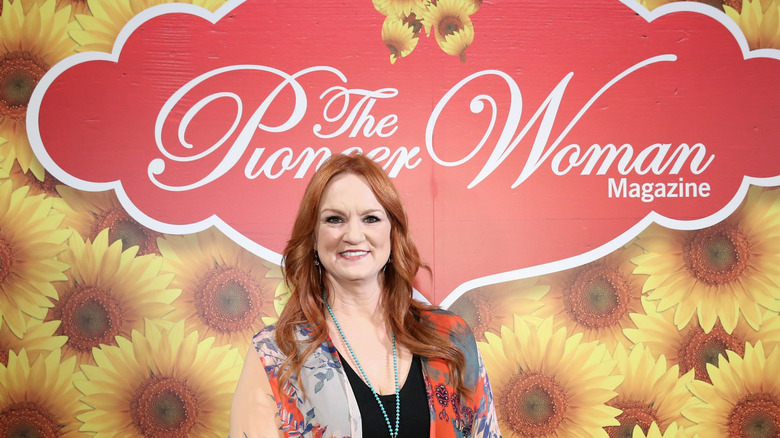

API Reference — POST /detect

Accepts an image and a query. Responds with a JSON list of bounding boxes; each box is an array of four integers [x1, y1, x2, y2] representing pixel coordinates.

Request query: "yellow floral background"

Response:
[[0, 0, 779, 436]]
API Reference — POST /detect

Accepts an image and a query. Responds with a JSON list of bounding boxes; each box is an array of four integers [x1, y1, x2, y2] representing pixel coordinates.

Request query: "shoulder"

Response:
[[250, 324, 282, 367], [252, 323, 279, 350], [420, 308, 474, 342], [251, 323, 321, 361], [420, 307, 482, 386], [253, 323, 317, 345]]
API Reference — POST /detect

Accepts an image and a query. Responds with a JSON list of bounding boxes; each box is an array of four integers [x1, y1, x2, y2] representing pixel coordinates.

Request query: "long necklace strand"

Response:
[[324, 296, 400, 438]]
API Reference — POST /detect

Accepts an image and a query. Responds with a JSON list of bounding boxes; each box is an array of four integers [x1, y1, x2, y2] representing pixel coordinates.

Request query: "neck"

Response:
[[325, 277, 385, 318]]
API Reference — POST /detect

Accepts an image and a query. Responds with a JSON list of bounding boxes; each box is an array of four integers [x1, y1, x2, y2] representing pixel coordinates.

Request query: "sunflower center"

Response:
[[606, 400, 660, 438], [728, 393, 780, 438], [194, 265, 262, 333], [385, 42, 402, 58], [130, 376, 199, 437], [563, 266, 631, 329], [678, 323, 744, 383], [722, 0, 741, 13], [0, 343, 8, 367], [0, 233, 14, 285], [26, 171, 61, 196], [683, 223, 750, 286], [0, 402, 60, 438], [90, 208, 160, 255], [59, 285, 123, 352], [499, 371, 567, 436], [0, 52, 48, 121], [402, 13, 424, 36], [438, 16, 464, 37]]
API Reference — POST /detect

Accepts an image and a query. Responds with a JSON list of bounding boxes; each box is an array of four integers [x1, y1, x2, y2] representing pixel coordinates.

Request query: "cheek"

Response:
[[381, 227, 393, 249], [315, 228, 338, 250]]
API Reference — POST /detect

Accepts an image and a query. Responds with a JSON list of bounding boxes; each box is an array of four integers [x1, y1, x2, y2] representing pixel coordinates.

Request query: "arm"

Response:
[[470, 347, 501, 438], [229, 346, 284, 438]]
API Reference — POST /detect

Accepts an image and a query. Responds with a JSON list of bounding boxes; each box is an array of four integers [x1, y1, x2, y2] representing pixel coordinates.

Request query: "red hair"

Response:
[[275, 153, 469, 397]]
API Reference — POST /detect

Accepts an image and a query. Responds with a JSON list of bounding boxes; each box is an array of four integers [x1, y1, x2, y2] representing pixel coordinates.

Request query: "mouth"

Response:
[[340, 250, 369, 258]]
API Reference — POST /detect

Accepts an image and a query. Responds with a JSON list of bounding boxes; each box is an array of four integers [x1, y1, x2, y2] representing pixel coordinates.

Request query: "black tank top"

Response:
[[338, 352, 431, 438]]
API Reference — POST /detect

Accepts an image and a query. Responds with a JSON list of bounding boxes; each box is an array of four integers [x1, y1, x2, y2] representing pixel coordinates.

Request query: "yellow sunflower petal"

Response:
[[159, 228, 281, 352], [45, 228, 179, 366], [0, 181, 70, 338], [0, 349, 88, 436], [76, 319, 241, 436], [480, 315, 621, 437], [0, 0, 79, 180]]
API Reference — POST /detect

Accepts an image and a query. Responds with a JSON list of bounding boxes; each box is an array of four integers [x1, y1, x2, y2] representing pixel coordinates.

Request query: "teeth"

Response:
[[341, 251, 367, 257]]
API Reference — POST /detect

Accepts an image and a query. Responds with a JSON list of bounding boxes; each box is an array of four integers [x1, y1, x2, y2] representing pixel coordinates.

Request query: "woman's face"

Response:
[[315, 172, 392, 290]]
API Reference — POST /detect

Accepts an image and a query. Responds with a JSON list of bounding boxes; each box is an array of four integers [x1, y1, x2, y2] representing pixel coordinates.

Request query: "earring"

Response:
[[383, 253, 392, 273], [314, 250, 323, 281]]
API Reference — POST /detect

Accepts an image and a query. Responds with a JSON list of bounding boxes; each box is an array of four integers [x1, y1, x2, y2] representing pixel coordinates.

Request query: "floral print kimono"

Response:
[[252, 309, 501, 437]]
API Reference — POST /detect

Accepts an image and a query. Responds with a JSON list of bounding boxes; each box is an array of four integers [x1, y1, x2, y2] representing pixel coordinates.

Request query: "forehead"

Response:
[[319, 173, 384, 210]]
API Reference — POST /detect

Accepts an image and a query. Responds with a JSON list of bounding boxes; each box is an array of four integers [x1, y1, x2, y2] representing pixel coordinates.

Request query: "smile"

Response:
[[340, 250, 368, 258]]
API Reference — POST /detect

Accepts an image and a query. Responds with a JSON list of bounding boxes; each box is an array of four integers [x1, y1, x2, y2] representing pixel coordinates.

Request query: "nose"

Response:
[[343, 217, 364, 244]]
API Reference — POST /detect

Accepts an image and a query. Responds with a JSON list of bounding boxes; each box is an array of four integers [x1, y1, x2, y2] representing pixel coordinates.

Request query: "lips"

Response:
[[340, 250, 368, 258]]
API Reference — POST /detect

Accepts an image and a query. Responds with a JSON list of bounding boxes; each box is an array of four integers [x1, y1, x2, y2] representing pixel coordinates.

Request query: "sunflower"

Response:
[[726, 0, 780, 49], [0, 180, 70, 338], [684, 341, 780, 437], [723, 0, 744, 13], [373, 0, 426, 18], [463, 0, 481, 14], [534, 244, 646, 350], [439, 24, 474, 62], [631, 422, 701, 438], [71, 0, 228, 53], [58, 185, 162, 255], [56, 0, 92, 20], [45, 229, 179, 366], [625, 296, 780, 383], [480, 315, 623, 437], [382, 14, 419, 63], [0, 316, 66, 366], [447, 278, 548, 342], [0, 349, 88, 437], [158, 228, 282, 352], [6, 160, 64, 199], [605, 343, 699, 436], [0, 0, 79, 181], [632, 186, 780, 335], [76, 319, 242, 437], [421, 0, 475, 51]]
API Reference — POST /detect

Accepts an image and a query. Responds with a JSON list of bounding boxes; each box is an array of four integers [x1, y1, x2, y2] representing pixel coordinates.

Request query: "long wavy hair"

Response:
[[275, 153, 469, 398]]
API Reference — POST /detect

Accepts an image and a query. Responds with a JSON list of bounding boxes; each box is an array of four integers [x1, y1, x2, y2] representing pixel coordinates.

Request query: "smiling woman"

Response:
[[315, 172, 392, 289], [230, 153, 500, 437]]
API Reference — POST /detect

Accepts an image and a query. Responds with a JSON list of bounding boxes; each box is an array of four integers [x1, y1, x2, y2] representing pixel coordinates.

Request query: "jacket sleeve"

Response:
[[423, 308, 502, 437], [229, 345, 284, 438], [470, 346, 501, 438]]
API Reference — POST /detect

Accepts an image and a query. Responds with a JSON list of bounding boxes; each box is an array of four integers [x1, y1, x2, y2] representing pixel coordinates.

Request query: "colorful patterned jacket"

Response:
[[252, 308, 501, 437]]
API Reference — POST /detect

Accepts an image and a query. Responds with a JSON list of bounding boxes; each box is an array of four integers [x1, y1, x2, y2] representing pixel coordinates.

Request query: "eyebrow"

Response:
[[320, 207, 385, 216]]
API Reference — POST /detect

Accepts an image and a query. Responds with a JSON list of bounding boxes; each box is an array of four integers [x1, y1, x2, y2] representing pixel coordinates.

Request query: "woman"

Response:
[[230, 154, 499, 437]]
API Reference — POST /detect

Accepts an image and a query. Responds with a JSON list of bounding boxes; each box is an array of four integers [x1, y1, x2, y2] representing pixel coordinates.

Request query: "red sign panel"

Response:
[[28, 0, 780, 303]]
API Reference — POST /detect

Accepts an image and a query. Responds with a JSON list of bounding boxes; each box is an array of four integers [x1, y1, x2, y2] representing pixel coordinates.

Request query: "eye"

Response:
[[325, 215, 344, 224], [363, 215, 381, 224]]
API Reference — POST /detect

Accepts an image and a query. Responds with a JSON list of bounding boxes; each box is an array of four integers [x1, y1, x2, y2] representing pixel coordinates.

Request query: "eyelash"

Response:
[[324, 215, 381, 224]]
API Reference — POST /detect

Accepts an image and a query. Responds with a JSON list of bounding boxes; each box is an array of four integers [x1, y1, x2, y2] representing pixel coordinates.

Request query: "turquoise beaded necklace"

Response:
[[324, 293, 400, 438]]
